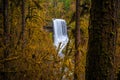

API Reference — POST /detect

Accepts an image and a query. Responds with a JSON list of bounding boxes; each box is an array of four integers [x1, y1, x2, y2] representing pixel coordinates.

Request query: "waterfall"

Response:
[[53, 19, 69, 58]]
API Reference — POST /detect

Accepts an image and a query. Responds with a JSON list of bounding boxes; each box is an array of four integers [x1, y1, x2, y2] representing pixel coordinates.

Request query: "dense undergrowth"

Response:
[[0, 0, 120, 80]]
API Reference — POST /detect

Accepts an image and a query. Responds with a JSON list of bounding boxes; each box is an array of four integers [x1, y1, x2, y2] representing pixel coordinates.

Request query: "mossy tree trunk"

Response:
[[86, 0, 119, 80]]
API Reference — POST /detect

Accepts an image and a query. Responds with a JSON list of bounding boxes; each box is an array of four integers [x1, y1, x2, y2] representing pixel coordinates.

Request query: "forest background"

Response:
[[0, 0, 120, 80]]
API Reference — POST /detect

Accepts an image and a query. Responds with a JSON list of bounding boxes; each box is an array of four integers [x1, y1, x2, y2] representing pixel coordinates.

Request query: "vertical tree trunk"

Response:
[[3, 0, 9, 58], [74, 0, 81, 80], [21, 0, 25, 48], [116, 0, 120, 79], [3, 0, 9, 79], [86, 0, 119, 80], [17, 0, 26, 48]]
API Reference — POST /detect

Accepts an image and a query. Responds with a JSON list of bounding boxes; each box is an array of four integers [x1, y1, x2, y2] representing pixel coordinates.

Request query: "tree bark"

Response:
[[86, 0, 119, 80], [74, 0, 81, 80], [3, 0, 9, 79], [21, 0, 25, 48], [17, 0, 26, 48]]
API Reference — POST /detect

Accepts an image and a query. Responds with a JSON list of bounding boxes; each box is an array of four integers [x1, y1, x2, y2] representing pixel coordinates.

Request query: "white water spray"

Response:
[[53, 19, 69, 58]]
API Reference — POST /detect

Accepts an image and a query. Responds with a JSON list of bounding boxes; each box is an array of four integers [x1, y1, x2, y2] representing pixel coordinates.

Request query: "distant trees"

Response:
[[68, 2, 90, 25], [86, 0, 119, 80], [0, 0, 70, 80]]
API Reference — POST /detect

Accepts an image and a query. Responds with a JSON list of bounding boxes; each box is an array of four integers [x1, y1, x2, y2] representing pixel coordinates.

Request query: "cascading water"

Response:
[[53, 19, 69, 58]]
